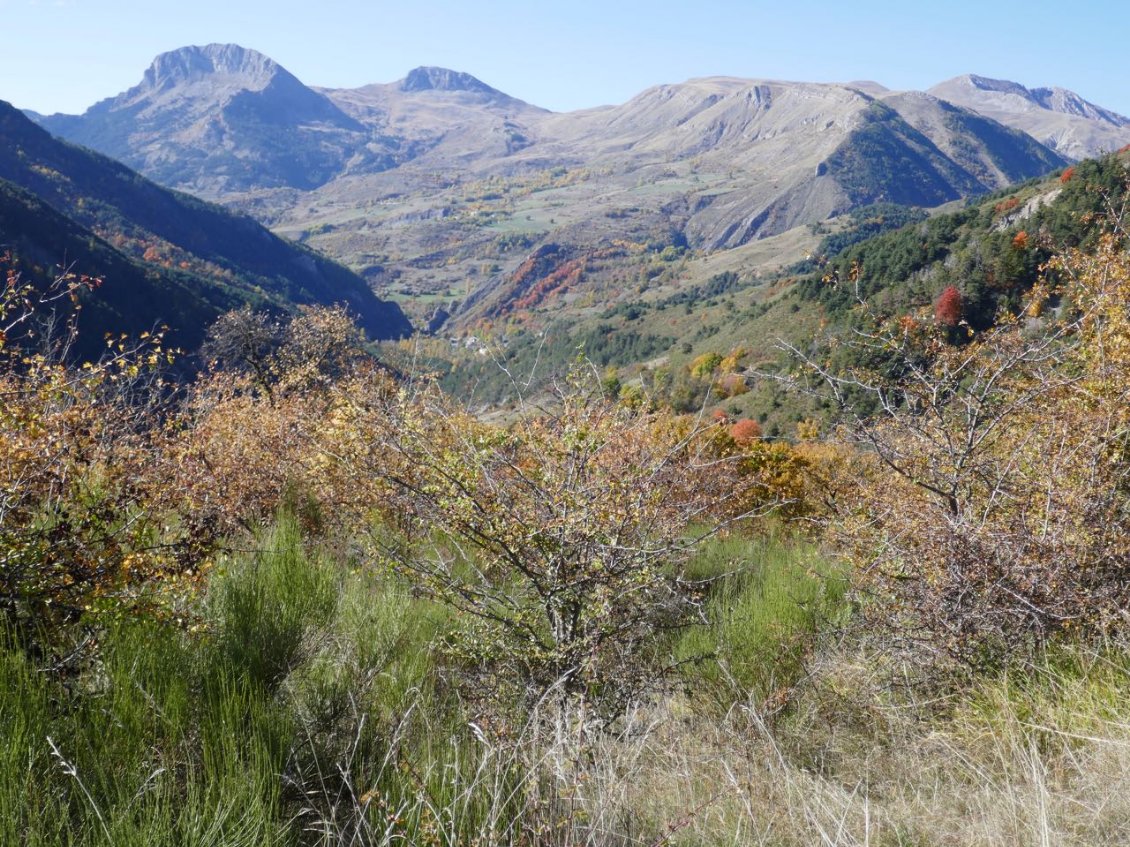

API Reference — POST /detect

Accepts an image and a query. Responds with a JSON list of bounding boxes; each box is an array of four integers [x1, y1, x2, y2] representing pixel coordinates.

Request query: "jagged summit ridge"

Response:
[[955, 74, 1130, 126], [928, 74, 1130, 160], [87, 41, 344, 123], [33, 43, 366, 194], [139, 44, 283, 93], [961, 74, 1031, 97], [1030, 87, 1130, 126], [400, 66, 501, 96]]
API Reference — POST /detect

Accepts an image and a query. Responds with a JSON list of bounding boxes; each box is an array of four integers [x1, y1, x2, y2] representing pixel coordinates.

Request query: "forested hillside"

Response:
[[411, 153, 1126, 436]]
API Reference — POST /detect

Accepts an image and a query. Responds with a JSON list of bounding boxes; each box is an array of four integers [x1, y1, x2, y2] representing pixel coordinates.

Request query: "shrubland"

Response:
[[4, 155, 1130, 844], [792, 193, 1130, 669]]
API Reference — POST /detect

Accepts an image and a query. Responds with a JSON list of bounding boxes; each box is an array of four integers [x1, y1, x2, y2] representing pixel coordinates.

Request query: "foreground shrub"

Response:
[[0, 263, 177, 638], [322, 368, 773, 721], [807, 216, 1130, 667], [677, 535, 848, 708], [163, 304, 369, 541]]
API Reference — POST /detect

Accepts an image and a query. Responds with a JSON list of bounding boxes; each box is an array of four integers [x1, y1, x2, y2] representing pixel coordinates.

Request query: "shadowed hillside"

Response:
[[1, 99, 412, 344]]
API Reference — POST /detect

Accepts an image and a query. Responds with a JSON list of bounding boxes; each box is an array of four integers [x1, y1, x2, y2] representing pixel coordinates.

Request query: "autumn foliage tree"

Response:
[[934, 284, 963, 328], [729, 418, 762, 445]]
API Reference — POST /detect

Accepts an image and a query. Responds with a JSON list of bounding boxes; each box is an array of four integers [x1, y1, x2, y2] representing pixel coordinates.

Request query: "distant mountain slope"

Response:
[[0, 177, 237, 357], [796, 151, 1130, 328], [929, 75, 1130, 160], [876, 91, 1068, 186], [36, 44, 368, 194], [0, 100, 411, 341], [281, 75, 1066, 310], [535, 78, 1061, 249], [320, 66, 547, 170]]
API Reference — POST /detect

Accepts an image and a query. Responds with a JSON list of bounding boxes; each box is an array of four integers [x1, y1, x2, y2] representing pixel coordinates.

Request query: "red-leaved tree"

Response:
[[729, 418, 762, 445], [934, 285, 963, 327]]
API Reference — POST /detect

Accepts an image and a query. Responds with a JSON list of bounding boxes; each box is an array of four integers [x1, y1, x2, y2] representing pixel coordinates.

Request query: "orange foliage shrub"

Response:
[[993, 197, 1020, 216], [164, 305, 374, 539], [729, 418, 762, 445]]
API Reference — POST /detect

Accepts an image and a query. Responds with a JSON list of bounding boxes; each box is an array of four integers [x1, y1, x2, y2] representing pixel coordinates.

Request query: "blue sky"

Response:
[[4, 0, 1128, 117]]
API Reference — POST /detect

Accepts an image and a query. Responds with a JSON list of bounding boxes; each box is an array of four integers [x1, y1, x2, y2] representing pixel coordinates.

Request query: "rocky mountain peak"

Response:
[[961, 74, 1030, 97], [928, 74, 1130, 160], [32, 44, 365, 195], [941, 74, 1129, 127], [400, 66, 499, 96], [1030, 87, 1130, 126], [140, 44, 283, 93]]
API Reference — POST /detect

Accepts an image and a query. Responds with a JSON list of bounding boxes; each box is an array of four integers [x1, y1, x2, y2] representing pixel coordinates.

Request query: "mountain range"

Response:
[[22, 45, 1130, 334], [31, 45, 545, 197]]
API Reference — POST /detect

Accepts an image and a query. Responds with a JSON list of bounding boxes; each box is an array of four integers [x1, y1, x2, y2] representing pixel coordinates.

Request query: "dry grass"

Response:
[[285, 652, 1130, 845], [524, 647, 1130, 846]]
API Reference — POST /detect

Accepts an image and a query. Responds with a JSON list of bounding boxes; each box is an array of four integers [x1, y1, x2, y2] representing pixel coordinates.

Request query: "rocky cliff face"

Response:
[[400, 66, 502, 95], [137, 43, 282, 91], [929, 75, 1130, 160], [37, 44, 367, 193]]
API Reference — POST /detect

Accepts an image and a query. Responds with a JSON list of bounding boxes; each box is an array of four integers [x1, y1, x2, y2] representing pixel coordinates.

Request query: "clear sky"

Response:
[[3, 0, 1128, 118]]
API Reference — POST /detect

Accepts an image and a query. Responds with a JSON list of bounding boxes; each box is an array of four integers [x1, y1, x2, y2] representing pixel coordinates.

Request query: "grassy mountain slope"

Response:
[[410, 152, 1126, 431], [795, 153, 1128, 325]]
